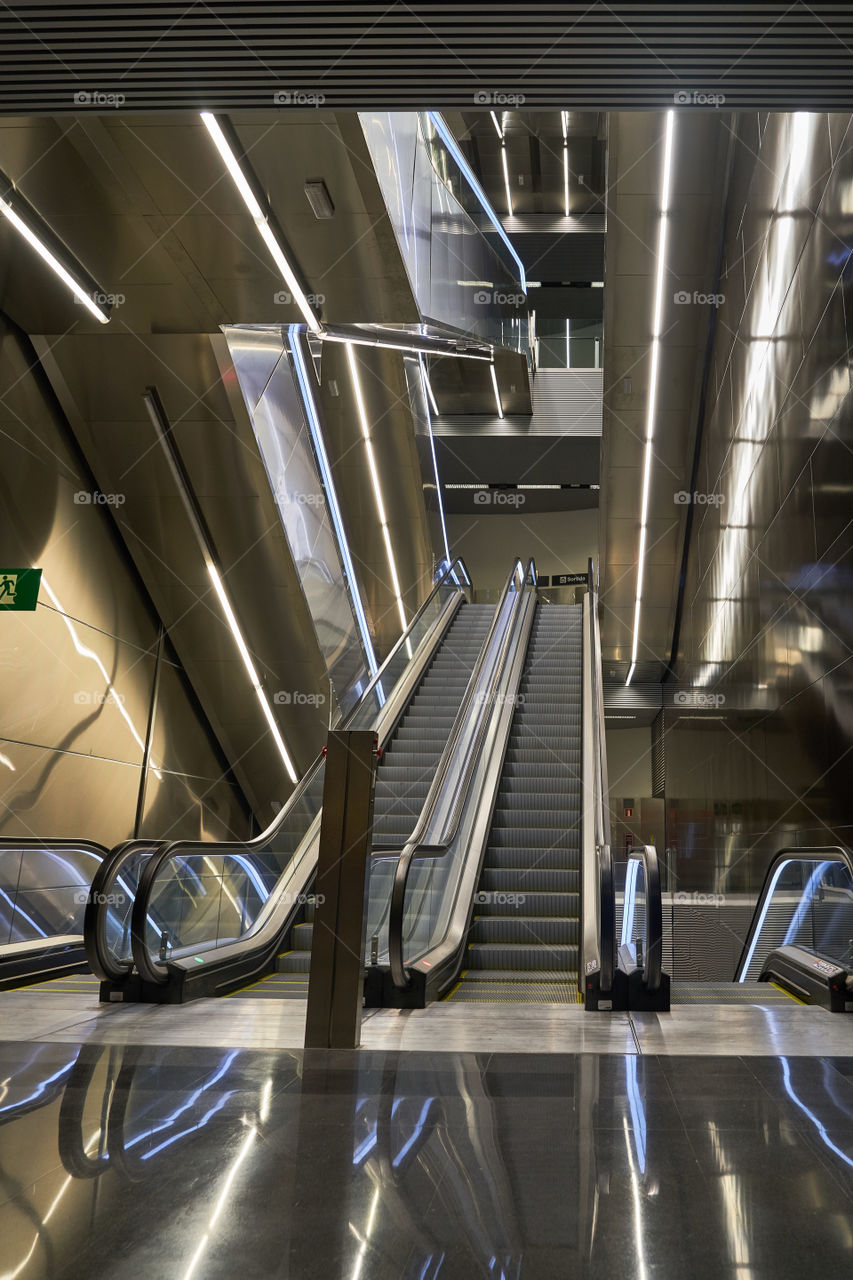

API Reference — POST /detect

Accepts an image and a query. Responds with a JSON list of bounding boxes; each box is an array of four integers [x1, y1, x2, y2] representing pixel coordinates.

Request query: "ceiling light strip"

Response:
[[627, 110, 675, 688], [143, 387, 298, 784], [289, 326, 378, 678], [346, 343, 407, 633], [500, 143, 513, 216], [426, 111, 527, 292], [0, 193, 109, 323], [200, 112, 321, 334]]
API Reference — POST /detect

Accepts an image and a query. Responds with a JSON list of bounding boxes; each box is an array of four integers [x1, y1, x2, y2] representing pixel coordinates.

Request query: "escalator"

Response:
[[274, 603, 492, 995], [446, 604, 583, 1003], [375, 559, 666, 1011], [0, 839, 106, 989], [733, 846, 853, 1010], [81, 558, 489, 1001]]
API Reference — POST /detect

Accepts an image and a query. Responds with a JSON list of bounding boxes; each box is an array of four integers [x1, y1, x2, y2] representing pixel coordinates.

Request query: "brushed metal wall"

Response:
[[0, 318, 250, 847], [667, 110, 853, 903]]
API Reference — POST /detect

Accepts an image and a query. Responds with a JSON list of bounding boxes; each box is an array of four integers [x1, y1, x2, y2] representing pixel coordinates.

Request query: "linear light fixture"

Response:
[[561, 110, 570, 217], [489, 363, 504, 419], [200, 112, 321, 334], [626, 110, 675, 687], [345, 343, 407, 633], [426, 112, 527, 292], [289, 326, 378, 679], [420, 359, 440, 415], [143, 387, 298, 784], [0, 185, 110, 323], [500, 143, 513, 216], [418, 354, 451, 568], [490, 110, 504, 140]]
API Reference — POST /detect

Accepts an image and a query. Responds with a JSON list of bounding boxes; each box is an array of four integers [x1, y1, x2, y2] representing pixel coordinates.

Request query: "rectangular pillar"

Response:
[[304, 730, 378, 1048]]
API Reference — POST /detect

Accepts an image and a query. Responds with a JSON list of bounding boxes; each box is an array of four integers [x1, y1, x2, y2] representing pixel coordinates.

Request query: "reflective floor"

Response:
[[1, 1040, 853, 1278]]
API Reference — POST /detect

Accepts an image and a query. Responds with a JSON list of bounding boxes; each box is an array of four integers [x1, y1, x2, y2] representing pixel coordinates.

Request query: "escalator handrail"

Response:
[[84, 839, 171, 982], [627, 844, 663, 992], [734, 844, 853, 981], [128, 558, 472, 986], [388, 557, 535, 991], [582, 556, 616, 995], [598, 843, 615, 996]]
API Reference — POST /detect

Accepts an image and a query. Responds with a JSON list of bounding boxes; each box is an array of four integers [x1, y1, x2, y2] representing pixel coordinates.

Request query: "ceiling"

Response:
[[598, 111, 732, 682], [1, 7, 852, 112]]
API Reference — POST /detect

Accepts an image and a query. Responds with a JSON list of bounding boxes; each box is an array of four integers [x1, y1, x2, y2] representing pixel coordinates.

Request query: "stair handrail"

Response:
[[581, 557, 616, 997]]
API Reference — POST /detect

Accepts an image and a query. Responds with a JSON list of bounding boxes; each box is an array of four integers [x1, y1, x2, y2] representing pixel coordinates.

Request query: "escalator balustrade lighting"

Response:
[[627, 109, 675, 687], [200, 112, 322, 334], [143, 388, 299, 785], [346, 342, 407, 634], [0, 177, 110, 323], [290, 326, 378, 679]]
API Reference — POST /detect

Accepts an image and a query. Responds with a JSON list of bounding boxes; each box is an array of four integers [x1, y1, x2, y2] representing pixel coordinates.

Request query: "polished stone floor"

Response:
[[2, 985, 853, 1055], [1, 1040, 853, 1279]]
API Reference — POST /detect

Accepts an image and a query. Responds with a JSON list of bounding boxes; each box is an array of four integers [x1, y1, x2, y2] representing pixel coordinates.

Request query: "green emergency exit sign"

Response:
[[0, 568, 42, 611]]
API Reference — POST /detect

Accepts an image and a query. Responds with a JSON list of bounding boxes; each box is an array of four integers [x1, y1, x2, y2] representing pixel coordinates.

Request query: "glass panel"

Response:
[[0, 844, 102, 946], [359, 112, 528, 355], [742, 856, 853, 980]]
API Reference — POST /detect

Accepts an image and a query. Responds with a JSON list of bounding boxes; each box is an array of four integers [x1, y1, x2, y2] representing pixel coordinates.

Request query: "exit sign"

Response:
[[540, 572, 587, 588], [0, 569, 42, 611]]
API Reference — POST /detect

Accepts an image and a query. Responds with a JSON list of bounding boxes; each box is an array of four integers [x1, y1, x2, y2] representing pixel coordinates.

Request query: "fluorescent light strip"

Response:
[[200, 112, 321, 334], [490, 110, 504, 140], [627, 110, 675, 687], [489, 363, 504, 419], [207, 564, 297, 783], [563, 144, 570, 217], [418, 354, 451, 567], [144, 389, 298, 783], [421, 362, 440, 416], [426, 112, 527, 292], [500, 144, 513, 216], [0, 197, 109, 323], [289, 326, 378, 678], [561, 110, 569, 141], [346, 343, 407, 633]]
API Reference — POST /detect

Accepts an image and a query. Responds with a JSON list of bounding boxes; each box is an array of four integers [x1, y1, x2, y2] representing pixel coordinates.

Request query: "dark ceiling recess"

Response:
[[1, 5, 852, 113]]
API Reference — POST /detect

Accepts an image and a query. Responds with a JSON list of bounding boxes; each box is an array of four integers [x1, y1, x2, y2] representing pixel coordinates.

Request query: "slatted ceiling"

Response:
[[1, 6, 852, 112]]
